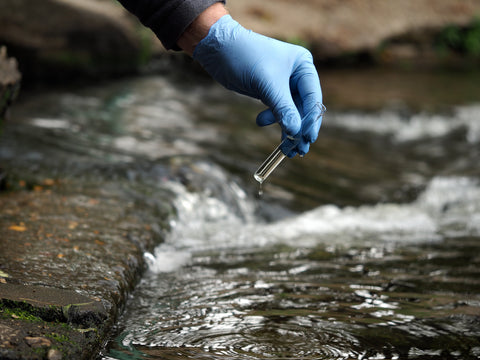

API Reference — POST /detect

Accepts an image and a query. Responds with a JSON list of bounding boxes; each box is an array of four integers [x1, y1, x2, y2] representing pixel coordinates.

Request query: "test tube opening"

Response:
[[254, 146, 286, 184]]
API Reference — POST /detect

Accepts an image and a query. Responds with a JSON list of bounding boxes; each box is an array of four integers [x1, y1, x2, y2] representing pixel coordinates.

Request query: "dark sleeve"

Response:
[[117, 0, 226, 50]]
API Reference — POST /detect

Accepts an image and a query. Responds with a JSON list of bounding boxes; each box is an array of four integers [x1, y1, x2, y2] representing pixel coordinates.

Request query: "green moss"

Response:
[[32, 347, 48, 356], [137, 26, 154, 67], [46, 332, 71, 343], [306, 245, 337, 261], [1, 300, 87, 330], [286, 36, 311, 49], [436, 17, 480, 57], [0, 302, 43, 322]]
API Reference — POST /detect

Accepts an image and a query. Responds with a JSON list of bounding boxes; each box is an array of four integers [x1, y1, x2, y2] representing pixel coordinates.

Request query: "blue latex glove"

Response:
[[193, 15, 324, 158]]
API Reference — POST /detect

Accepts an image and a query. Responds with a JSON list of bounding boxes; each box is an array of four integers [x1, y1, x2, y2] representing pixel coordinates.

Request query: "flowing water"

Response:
[[102, 69, 480, 360], [2, 67, 480, 359], [107, 174, 480, 359]]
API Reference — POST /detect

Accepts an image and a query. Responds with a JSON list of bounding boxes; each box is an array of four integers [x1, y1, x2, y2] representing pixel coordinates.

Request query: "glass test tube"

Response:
[[253, 144, 286, 183], [254, 103, 326, 184]]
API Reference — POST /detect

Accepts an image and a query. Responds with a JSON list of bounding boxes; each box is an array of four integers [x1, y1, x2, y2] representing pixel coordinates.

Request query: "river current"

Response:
[[2, 67, 479, 359], [103, 69, 479, 360]]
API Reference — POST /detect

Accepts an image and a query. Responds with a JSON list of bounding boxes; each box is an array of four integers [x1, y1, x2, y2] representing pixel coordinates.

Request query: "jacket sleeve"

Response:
[[117, 0, 226, 50]]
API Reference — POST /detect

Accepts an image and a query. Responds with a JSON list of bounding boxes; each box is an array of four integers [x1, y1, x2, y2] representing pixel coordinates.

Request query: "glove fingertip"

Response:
[[297, 142, 310, 157], [256, 109, 277, 127], [305, 132, 318, 144]]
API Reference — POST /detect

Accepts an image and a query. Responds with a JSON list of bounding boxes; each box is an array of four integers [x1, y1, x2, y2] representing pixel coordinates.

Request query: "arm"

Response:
[[116, 0, 225, 50], [177, 3, 228, 55], [119, 1, 324, 157]]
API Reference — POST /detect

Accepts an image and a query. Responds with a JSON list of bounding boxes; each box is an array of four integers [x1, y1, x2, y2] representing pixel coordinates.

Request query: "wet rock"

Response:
[[48, 349, 63, 360], [0, 283, 107, 327], [0, 324, 19, 347], [0, 0, 158, 84], [0, 282, 110, 358], [0, 313, 90, 359], [0, 46, 21, 125], [0, 47, 20, 192], [0, 166, 172, 358]]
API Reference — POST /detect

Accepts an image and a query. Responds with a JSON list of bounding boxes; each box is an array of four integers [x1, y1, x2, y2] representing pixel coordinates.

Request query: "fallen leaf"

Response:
[[57, 254, 64, 259], [68, 221, 79, 230], [43, 178, 55, 186], [8, 225, 27, 232], [0, 270, 9, 278], [24, 336, 51, 348], [95, 239, 105, 246]]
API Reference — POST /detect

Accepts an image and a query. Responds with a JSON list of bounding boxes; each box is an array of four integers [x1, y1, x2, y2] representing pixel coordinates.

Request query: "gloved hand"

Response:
[[193, 15, 324, 158]]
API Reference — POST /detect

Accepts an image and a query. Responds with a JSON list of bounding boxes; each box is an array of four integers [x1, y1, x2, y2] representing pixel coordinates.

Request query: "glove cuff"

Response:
[[193, 14, 238, 60]]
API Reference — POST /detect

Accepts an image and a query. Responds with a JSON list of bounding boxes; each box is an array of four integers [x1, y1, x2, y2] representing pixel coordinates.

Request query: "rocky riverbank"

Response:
[[1, 169, 172, 359]]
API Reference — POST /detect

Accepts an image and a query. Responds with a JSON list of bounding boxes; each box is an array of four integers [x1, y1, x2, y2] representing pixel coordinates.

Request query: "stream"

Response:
[[2, 66, 480, 359]]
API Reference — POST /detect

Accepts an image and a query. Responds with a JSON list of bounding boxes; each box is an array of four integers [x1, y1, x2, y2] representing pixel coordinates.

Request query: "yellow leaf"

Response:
[[8, 225, 27, 232], [0, 270, 9, 278]]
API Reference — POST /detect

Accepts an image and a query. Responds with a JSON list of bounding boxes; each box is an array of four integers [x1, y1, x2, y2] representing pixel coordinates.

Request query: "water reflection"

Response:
[[106, 173, 480, 359]]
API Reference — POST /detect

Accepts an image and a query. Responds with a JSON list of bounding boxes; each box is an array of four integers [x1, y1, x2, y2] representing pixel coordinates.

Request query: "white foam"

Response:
[[331, 104, 480, 143], [146, 175, 480, 273], [30, 118, 73, 130]]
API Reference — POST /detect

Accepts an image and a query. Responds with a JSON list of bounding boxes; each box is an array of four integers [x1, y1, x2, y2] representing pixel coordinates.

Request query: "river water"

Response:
[[103, 68, 480, 360], [2, 66, 480, 359]]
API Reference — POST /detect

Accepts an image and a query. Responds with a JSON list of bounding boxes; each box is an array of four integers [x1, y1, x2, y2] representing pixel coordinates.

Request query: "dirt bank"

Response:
[[228, 0, 480, 61]]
